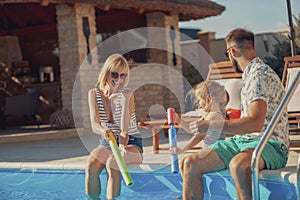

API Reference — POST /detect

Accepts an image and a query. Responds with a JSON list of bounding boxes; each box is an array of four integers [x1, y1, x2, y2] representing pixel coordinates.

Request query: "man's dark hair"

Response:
[[225, 28, 255, 49]]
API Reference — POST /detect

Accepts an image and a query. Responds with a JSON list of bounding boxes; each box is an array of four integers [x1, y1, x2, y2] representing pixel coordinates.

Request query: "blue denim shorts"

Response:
[[211, 137, 288, 170], [99, 134, 143, 153]]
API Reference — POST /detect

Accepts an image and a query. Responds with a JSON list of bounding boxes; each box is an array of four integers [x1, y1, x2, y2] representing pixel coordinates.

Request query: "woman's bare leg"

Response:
[[106, 155, 121, 199], [85, 147, 111, 199], [106, 145, 142, 199]]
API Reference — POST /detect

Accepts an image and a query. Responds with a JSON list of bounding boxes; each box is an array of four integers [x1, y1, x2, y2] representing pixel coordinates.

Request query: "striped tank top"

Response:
[[95, 87, 140, 136]]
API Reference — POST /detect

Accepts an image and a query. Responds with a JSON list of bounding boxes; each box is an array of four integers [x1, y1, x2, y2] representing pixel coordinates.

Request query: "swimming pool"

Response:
[[0, 167, 297, 199]]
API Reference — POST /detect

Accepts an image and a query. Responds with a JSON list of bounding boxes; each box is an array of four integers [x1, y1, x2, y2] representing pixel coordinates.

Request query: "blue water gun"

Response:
[[167, 108, 179, 173]]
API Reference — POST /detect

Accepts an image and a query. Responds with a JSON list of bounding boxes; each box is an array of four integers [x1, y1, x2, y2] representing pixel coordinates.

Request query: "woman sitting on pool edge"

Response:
[[85, 54, 143, 200], [170, 80, 229, 157]]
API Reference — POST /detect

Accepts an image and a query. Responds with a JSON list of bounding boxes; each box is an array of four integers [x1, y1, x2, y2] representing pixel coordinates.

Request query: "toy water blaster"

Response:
[[167, 108, 179, 173], [108, 131, 134, 186]]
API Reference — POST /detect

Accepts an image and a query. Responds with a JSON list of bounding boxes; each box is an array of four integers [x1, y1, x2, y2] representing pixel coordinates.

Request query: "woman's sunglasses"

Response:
[[110, 72, 128, 79]]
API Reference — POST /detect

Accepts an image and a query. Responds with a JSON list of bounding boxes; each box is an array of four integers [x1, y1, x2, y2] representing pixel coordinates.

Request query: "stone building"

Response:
[[0, 0, 224, 128]]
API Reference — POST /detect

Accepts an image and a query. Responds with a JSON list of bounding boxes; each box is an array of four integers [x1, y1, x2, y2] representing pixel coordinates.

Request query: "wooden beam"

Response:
[[0, 30, 9, 37], [96, 11, 142, 24], [40, 0, 49, 6], [129, 8, 145, 14], [0, 8, 9, 29], [96, 4, 110, 11], [24, 3, 55, 24], [1, 7, 27, 28], [11, 23, 56, 36]]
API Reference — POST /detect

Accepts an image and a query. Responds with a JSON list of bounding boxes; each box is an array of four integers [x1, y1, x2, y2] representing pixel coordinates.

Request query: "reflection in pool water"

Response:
[[0, 168, 297, 199]]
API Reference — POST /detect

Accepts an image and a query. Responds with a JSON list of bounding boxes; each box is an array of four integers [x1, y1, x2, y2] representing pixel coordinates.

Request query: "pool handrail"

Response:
[[297, 155, 300, 200], [251, 71, 300, 200]]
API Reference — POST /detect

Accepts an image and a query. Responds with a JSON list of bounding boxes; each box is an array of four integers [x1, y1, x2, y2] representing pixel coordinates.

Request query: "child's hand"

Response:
[[169, 146, 184, 155], [174, 112, 181, 123], [165, 111, 181, 122], [189, 120, 201, 136]]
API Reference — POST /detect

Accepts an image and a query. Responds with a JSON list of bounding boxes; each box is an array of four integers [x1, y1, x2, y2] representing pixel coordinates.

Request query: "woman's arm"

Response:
[[119, 89, 134, 147], [88, 89, 111, 140]]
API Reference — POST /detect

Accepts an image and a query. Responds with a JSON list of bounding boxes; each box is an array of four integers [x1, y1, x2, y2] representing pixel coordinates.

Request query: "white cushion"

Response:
[[286, 68, 300, 112], [214, 79, 242, 110]]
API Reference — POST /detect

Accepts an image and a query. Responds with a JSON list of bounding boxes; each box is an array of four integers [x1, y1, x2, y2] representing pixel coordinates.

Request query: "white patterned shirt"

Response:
[[240, 57, 289, 147]]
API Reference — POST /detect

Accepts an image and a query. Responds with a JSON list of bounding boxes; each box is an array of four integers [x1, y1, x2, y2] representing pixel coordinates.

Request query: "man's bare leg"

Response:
[[180, 149, 225, 200], [229, 148, 265, 200]]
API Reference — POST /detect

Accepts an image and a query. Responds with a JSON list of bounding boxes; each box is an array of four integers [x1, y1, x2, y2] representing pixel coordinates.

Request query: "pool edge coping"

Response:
[[0, 162, 297, 186]]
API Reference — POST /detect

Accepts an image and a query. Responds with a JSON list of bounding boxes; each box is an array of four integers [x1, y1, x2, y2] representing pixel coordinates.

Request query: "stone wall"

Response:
[[56, 7, 185, 125], [134, 12, 185, 121], [56, 3, 97, 127]]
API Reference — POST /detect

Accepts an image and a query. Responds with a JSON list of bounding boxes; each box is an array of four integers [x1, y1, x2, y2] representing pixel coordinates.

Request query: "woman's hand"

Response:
[[119, 145, 127, 157], [119, 131, 129, 148], [102, 127, 113, 141]]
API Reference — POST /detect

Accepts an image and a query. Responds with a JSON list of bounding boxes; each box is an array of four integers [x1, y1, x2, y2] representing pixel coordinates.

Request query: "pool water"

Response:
[[0, 168, 183, 200], [0, 168, 297, 199]]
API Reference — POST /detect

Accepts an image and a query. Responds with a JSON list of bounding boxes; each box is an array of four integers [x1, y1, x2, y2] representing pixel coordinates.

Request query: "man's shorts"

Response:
[[211, 137, 288, 170], [99, 134, 143, 153]]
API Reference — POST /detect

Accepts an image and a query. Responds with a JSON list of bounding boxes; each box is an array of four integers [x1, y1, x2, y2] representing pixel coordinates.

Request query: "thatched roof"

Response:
[[0, 0, 225, 21]]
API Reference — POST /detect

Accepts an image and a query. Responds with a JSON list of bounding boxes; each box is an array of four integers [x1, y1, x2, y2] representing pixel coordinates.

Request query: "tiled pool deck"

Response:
[[0, 126, 299, 186], [0, 127, 198, 169]]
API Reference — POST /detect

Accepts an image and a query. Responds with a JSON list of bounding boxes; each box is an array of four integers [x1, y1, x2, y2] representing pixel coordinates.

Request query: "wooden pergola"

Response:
[[0, 0, 225, 127]]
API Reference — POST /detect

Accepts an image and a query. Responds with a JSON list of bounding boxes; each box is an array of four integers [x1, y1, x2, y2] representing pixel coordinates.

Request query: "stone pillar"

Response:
[[137, 12, 185, 117], [198, 31, 216, 55], [56, 3, 97, 127], [146, 12, 182, 70]]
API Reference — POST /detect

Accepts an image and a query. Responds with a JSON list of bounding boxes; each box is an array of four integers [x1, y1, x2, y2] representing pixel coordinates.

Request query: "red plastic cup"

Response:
[[227, 108, 241, 120]]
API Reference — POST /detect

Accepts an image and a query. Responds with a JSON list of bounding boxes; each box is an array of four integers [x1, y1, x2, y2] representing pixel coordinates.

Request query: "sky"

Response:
[[179, 0, 300, 39]]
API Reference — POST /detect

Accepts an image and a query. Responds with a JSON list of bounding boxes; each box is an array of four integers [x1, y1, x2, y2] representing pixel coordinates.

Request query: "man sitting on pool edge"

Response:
[[180, 28, 289, 200]]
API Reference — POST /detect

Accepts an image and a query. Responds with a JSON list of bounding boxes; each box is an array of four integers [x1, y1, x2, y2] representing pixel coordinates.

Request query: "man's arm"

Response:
[[195, 99, 267, 135]]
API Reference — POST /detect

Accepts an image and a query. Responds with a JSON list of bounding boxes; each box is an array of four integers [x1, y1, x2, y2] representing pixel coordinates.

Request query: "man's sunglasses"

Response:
[[225, 45, 237, 58], [110, 72, 128, 79]]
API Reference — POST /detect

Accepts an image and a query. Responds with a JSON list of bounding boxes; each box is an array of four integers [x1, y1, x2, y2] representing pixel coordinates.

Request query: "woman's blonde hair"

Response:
[[190, 80, 228, 116], [96, 54, 129, 95]]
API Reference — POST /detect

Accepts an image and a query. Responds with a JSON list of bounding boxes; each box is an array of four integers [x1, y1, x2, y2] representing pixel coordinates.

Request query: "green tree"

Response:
[[264, 13, 300, 79], [294, 13, 300, 48]]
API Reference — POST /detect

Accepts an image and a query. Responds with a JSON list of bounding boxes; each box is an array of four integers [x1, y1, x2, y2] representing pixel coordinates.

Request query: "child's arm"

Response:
[[175, 113, 203, 134], [170, 134, 205, 154]]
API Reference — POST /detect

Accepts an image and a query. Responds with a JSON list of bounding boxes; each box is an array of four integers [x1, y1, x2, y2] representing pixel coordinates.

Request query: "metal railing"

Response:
[[297, 155, 300, 200], [251, 71, 300, 199]]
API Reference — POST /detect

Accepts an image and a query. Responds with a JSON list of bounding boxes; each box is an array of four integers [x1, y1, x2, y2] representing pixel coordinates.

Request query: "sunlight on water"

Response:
[[0, 169, 297, 200]]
